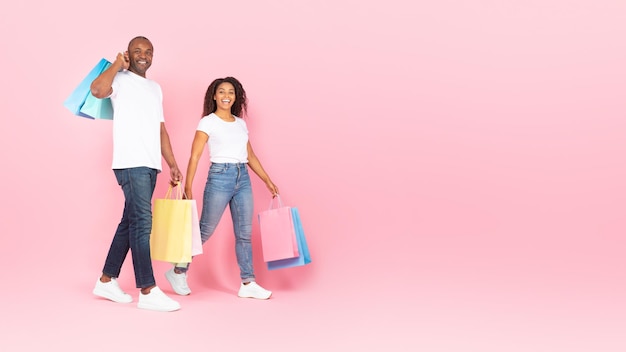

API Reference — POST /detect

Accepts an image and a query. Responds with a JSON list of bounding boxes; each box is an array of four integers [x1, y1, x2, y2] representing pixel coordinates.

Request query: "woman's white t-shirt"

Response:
[[197, 113, 249, 163]]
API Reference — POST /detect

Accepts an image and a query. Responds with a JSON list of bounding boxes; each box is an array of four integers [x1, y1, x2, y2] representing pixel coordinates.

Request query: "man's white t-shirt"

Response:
[[197, 113, 249, 163], [109, 70, 164, 171]]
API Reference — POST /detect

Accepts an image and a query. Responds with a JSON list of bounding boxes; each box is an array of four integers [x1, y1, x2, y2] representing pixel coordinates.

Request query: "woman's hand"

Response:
[[184, 187, 193, 200], [266, 181, 279, 197]]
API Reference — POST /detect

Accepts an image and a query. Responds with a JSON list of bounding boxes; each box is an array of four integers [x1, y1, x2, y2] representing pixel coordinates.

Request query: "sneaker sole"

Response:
[[238, 292, 272, 300], [93, 288, 133, 303], [137, 302, 181, 312]]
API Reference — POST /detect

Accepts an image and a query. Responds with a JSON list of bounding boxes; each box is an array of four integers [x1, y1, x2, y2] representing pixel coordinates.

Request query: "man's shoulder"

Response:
[[145, 76, 162, 90]]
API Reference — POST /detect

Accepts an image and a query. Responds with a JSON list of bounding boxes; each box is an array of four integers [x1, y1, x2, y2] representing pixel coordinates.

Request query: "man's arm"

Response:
[[91, 52, 129, 98], [161, 123, 182, 186]]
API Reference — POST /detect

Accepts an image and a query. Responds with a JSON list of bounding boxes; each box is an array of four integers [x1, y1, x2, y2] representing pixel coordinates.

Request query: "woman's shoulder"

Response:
[[198, 113, 217, 129], [234, 115, 247, 124], [200, 113, 219, 122]]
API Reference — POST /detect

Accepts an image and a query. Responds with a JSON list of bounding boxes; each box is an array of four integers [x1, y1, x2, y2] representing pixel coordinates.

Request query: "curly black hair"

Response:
[[202, 76, 248, 118]]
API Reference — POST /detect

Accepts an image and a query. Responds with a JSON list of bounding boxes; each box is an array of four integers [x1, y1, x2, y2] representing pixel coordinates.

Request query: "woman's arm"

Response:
[[184, 130, 209, 199], [247, 141, 278, 196]]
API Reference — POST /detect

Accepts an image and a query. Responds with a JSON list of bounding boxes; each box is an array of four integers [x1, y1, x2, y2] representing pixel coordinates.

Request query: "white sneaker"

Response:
[[238, 282, 272, 300], [137, 286, 181, 312], [93, 278, 132, 303], [165, 268, 191, 295]]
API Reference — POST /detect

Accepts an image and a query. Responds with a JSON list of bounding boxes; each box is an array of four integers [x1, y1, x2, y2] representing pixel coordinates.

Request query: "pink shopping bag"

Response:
[[267, 207, 312, 270], [190, 200, 203, 256], [258, 195, 299, 262]]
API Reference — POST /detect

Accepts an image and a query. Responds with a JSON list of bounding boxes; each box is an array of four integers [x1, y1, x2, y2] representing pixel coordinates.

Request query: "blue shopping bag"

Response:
[[63, 58, 113, 119], [267, 208, 311, 270], [80, 91, 113, 120]]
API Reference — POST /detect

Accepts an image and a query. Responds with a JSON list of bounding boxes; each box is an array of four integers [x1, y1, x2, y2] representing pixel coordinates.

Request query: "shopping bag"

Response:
[[267, 207, 311, 270], [150, 184, 201, 263], [258, 195, 299, 262], [63, 58, 113, 119], [79, 91, 113, 119], [190, 200, 203, 256]]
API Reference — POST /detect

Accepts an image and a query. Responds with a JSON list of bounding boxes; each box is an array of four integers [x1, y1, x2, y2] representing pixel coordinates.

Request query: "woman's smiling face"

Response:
[[214, 82, 236, 112]]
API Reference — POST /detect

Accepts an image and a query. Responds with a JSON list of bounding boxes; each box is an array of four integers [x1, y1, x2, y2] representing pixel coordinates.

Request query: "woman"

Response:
[[165, 77, 278, 299]]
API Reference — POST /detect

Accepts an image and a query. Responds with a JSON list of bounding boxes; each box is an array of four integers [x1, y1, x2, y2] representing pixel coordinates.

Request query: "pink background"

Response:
[[1, 1, 625, 351]]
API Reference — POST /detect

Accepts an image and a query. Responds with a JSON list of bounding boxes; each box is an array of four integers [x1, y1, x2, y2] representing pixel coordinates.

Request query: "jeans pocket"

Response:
[[210, 163, 228, 174]]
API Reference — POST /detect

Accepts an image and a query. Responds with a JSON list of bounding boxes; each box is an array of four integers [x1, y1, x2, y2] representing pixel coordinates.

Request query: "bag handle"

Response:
[[164, 182, 183, 200], [267, 194, 284, 209]]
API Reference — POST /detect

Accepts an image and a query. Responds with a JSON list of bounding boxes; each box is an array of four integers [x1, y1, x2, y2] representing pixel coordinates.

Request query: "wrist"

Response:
[[114, 60, 125, 72]]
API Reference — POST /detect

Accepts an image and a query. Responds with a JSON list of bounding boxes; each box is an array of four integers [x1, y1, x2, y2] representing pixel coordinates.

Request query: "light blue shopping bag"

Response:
[[63, 58, 113, 119], [79, 90, 113, 120]]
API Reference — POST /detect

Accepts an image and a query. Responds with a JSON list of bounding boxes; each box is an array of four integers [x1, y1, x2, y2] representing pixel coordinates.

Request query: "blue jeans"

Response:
[[102, 167, 158, 288], [177, 163, 255, 282]]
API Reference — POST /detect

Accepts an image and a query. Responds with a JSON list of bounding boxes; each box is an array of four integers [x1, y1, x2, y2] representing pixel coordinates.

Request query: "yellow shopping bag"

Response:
[[150, 184, 200, 263]]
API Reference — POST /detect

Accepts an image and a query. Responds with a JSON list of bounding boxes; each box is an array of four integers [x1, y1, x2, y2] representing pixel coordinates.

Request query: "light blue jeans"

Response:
[[103, 167, 158, 288], [176, 163, 255, 283]]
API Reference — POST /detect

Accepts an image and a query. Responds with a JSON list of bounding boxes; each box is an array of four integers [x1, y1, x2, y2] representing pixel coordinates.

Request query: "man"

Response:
[[90, 36, 181, 312]]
